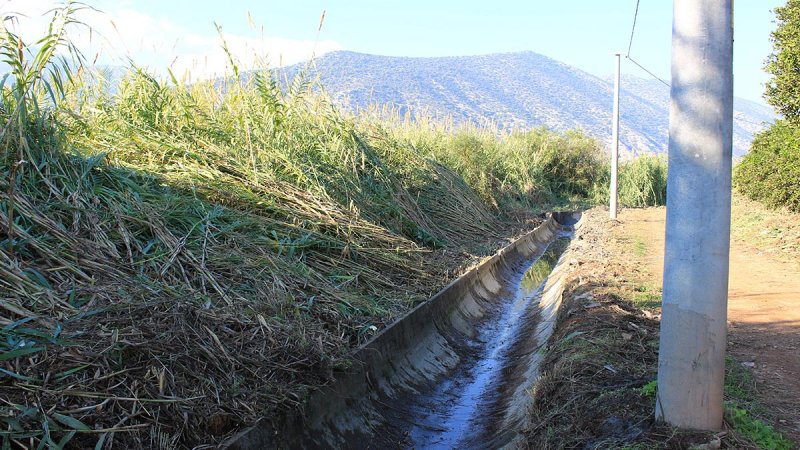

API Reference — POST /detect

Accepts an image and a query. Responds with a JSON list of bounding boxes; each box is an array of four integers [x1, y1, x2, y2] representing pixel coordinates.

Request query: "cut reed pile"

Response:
[[0, 5, 615, 448]]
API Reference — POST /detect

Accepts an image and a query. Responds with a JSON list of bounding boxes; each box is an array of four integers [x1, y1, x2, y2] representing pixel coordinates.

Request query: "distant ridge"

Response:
[[278, 51, 776, 156]]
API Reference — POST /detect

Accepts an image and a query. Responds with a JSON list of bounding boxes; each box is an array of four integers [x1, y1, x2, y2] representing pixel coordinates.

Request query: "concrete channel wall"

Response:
[[225, 211, 583, 449]]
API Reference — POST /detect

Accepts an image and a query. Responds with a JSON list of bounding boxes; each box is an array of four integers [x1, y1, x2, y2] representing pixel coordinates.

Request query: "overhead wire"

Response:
[[625, 0, 670, 88], [624, 0, 767, 127], [626, 0, 640, 57]]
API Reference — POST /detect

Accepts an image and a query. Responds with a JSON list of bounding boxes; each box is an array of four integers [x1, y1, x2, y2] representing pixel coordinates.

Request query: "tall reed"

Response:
[[1, 5, 637, 447]]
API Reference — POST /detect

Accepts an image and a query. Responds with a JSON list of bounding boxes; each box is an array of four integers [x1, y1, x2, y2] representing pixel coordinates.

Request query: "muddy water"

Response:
[[405, 239, 569, 448]]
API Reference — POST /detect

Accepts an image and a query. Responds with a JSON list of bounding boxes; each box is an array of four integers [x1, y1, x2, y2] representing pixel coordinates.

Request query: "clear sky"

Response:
[[2, 0, 785, 106]]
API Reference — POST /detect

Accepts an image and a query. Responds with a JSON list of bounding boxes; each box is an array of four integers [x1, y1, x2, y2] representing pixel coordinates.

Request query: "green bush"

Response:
[[640, 380, 658, 398], [734, 120, 800, 212]]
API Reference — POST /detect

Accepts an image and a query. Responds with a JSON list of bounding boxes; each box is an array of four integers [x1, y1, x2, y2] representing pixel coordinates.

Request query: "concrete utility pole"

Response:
[[657, 0, 733, 431], [610, 52, 621, 219]]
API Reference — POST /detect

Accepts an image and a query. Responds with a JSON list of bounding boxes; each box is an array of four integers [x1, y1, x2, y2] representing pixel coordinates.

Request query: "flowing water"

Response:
[[224, 214, 581, 450], [406, 238, 569, 448]]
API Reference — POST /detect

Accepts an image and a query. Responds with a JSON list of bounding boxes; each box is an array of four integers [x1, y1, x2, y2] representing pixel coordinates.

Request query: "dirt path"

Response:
[[612, 207, 800, 442]]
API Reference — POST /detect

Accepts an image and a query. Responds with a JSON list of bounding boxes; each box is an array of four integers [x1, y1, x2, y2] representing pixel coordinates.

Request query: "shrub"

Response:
[[734, 120, 800, 212], [725, 405, 793, 450]]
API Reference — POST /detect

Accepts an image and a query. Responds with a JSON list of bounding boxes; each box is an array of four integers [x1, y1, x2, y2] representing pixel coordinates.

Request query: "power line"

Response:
[[733, 115, 770, 127], [624, 1, 765, 127], [626, 0, 640, 57], [626, 56, 670, 87], [625, 0, 671, 88]]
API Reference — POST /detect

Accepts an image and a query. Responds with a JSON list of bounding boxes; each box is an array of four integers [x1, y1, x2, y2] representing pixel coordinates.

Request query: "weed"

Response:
[[725, 356, 759, 407], [633, 236, 647, 256], [731, 193, 800, 265], [630, 283, 661, 309], [640, 380, 658, 398], [725, 404, 793, 450], [722, 357, 794, 449]]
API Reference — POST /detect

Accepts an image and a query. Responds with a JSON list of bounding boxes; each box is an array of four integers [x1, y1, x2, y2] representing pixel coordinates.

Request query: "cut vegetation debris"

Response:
[[0, 5, 616, 449]]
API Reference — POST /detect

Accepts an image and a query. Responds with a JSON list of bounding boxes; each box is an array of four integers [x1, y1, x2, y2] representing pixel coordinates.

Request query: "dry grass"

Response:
[[0, 4, 675, 447], [0, 5, 560, 448], [731, 192, 800, 266]]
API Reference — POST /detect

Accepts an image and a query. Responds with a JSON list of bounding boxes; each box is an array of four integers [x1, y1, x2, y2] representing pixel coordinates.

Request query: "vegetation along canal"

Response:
[[225, 214, 579, 449]]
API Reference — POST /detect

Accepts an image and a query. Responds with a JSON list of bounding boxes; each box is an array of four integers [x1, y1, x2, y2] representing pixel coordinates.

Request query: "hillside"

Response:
[[280, 51, 776, 156]]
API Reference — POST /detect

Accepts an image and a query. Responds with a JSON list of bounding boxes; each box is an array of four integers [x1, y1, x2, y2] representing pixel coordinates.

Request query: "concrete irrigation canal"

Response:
[[226, 212, 582, 449]]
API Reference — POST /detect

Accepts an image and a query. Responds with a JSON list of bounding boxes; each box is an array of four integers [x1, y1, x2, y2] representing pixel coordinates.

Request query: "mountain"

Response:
[[279, 51, 776, 156], [614, 75, 776, 157]]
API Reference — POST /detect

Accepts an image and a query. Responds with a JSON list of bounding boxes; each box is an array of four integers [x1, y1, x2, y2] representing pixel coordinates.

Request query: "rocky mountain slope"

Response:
[[279, 51, 775, 156]]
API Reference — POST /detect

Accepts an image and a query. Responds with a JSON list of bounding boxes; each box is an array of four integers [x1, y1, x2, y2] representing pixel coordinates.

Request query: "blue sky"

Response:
[[2, 0, 785, 105]]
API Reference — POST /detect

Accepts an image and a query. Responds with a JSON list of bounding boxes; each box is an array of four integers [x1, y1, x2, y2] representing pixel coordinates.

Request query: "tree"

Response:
[[734, 120, 800, 211], [734, 1, 800, 211], [764, 0, 800, 124]]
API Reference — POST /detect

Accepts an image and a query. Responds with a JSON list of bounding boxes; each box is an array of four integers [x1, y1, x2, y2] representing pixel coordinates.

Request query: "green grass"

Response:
[[725, 406, 793, 450], [631, 283, 661, 309], [632, 236, 648, 257], [640, 380, 658, 398], [626, 365, 793, 450], [731, 193, 800, 266]]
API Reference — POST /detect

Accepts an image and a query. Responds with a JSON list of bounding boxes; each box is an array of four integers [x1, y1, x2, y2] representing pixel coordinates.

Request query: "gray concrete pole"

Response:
[[656, 0, 733, 431], [610, 52, 620, 219]]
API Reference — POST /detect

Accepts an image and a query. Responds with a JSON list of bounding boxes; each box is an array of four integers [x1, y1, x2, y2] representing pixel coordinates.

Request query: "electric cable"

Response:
[[624, 0, 766, 127], [626, 0, 670, 87]]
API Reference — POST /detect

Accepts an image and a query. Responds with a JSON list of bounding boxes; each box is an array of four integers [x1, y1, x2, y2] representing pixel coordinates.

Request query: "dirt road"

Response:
[[613, 207, 800, 442]]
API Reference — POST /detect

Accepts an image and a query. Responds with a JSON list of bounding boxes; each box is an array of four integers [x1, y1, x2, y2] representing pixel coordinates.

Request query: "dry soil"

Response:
[[613, 207, 800, 443]]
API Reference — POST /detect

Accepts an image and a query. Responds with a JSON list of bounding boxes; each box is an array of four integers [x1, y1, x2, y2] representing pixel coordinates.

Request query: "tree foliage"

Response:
[[764, 0, 800, 123], [734, 120, 800, 212], [736, 1, 800, 212]]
